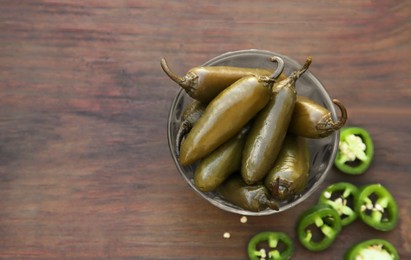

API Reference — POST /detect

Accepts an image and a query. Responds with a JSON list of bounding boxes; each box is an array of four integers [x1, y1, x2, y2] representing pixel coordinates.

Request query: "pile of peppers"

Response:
[[246, 182, 399, 259], [245, 125, 399, 259], [161, 55, 348, 212], [162, 54, 399, 259], [297, 182, 398, 252]]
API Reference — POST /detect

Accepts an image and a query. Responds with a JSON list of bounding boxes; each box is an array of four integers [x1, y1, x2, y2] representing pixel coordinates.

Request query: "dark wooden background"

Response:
[[1, 1, 410, 259]]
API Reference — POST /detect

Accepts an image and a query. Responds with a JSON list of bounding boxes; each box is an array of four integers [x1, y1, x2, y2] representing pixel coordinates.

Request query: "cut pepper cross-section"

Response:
[[335, 127, 374, 175], [247, 231, 293, 260], [344, 238, 399, 260], [297, 204, 342, 251], [356, 184, 398, 231], [318, 182, 359, 226]]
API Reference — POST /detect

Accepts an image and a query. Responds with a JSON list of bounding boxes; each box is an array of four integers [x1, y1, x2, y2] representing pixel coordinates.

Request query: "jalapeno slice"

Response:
[[356, 184, 398, 231], [318, 182, 359, 226], [344, 239, 399, 260], [334, 127, 374, 175], [247, 231, 293, 260], [296, 204, 342, 251]]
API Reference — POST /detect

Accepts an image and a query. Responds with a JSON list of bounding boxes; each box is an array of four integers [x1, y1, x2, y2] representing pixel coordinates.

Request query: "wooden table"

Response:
[[1, 1, 410, 259]]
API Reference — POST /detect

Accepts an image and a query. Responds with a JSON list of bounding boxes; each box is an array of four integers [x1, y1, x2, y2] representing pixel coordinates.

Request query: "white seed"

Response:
[[259, 248, 267, 258], [335, 197, 344, 205], [223, 232, 231, 239], [324, 191, 332, 199], [240, 216, 248, 223], [375, 203, 384, 212]]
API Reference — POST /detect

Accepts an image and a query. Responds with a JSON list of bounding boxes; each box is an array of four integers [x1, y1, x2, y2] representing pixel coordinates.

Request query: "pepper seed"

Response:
[[240, 216, 248, 223]]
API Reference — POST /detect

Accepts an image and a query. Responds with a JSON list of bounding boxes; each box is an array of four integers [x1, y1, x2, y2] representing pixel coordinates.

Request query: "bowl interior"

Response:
[[167, 49, 339, 216]]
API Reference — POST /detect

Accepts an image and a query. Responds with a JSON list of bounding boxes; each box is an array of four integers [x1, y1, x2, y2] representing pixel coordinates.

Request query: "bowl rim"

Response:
[[167, 49, 340, 216]]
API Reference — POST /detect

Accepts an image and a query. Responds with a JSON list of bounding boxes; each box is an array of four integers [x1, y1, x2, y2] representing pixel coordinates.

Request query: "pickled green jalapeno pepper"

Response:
[[344, 239, 399, 260], [289, 96, 348, 138], [264, 134, 309, 201], [161, 58, 278, 104], [318, 182, 359, 226], [194, 125, 250, 192], [218, 175, 279, 212], [175, 100, 206, 156], [242, 57, 312, 185], [335, 127, 374, 175], [179, 56, 285, 166], [356, 184, 398, 231], [297, 204, 342, 251], [247, 231, 293, 260]]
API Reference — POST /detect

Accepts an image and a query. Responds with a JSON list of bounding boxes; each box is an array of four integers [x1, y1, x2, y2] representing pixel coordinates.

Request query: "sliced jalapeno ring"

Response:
[[344, 238, 399, 260], [335, 127, 374, 175], [318, 182, 359, 226], [356, 184, 398, 231], [247, 231, 293, 260], [296, 204, 342, 252]]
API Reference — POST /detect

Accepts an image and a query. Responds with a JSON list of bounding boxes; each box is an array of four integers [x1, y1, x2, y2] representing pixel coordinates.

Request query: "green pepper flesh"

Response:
[[344, 239, 399, 260], [335, 127, 374, 175], [318, 182, 359, 226], [356, 184, 398, 231], [247, 231, 293, 260], [296, 204, 342, 251]]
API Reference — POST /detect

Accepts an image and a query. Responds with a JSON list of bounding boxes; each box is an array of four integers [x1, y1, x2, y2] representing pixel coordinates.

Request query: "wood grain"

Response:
[[1, 0, 410, 259]]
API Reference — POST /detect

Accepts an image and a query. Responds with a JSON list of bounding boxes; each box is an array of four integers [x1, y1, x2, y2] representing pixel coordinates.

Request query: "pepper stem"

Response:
[[175, 120, 192, 157], [285, 56, 312, 84], [316, 99, 348, 132], [296, 56, 312, 77], [329, 99, 348, 130], [269, 56, 285, 80], [160, 58, 191, 89], [266, 199, 280, 211]]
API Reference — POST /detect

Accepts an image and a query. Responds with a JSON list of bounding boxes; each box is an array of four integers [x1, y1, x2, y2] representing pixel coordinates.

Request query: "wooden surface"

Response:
[[1, 1, 410, 259]]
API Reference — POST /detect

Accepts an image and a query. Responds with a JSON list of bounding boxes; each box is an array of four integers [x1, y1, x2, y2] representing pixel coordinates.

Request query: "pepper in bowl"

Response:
[[164, 49, 347, 216]]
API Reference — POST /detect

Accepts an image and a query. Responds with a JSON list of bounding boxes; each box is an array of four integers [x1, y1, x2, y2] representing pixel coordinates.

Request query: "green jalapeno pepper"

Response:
[[175, 100, 206, 156], [161, 58, 281, 104], [194, 125, 250, 192], [264, 134, 310, 201], [334, 127, 374, 175], [344, 239, 399, 260], [356, 184, 398, 231], [318, 182, 359, 226], [289, 96, 348, 138], [179, 57, 285, 166], [296, 204, 342, 251], [247, 231, 293, 260], [242, 57, 312, 184], [218, 175, 279, 212]]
